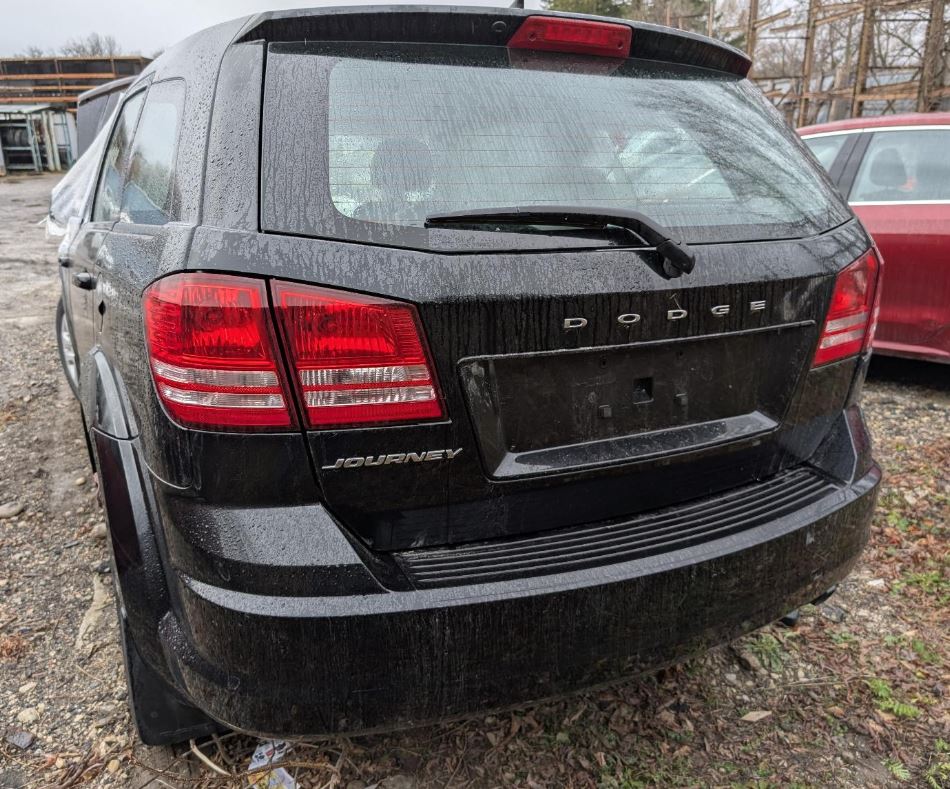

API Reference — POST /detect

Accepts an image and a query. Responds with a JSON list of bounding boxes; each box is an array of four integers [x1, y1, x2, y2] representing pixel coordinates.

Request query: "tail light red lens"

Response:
[[508, 17, 632, 58], [144, 273, 293, 429], [271, 282, 444, 428], [812, 249, 881, 367], [144, 275, 444, 431]]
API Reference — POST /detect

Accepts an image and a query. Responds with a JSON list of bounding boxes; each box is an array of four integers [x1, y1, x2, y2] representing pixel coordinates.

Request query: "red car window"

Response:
[[851, 129, 950, 203]]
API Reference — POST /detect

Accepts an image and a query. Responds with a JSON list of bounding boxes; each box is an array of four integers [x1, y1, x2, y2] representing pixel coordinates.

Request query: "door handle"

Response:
[[72, 272, 97, 290], [59, 255, 71, 268]]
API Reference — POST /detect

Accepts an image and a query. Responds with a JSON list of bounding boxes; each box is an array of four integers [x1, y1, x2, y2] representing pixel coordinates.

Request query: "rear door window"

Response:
[[263, 43, 851, 250], [91, 90, 145, 224], [850, 128, 950, 203], [803, 134, 850, 171], [121, 80, 186, 225]]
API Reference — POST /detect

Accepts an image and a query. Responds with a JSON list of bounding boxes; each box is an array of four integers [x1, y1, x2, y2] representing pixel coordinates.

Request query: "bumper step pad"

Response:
[[397, 467, 836, 588]]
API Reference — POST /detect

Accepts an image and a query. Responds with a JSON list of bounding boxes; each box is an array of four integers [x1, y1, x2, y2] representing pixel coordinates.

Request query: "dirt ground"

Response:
[[0, 173, 947, 789]]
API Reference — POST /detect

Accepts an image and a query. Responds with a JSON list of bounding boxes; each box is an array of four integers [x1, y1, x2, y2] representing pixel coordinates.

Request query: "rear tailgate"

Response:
[[219, 228, 868, 551], [252, 14, 862, 551]]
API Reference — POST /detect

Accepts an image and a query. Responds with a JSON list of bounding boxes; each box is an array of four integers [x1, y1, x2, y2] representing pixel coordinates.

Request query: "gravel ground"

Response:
[[0, 173, 947, 789]]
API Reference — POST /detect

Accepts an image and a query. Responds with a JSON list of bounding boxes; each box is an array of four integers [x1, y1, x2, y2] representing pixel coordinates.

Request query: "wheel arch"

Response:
[[79, 347, 139, 440]]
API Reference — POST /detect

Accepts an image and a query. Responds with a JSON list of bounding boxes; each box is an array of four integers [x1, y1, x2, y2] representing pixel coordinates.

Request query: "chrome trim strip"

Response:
[[850, 200, 950, 206], [858, 124, 950, 133], [801, 125, 950, 139], [800, 129, 859, 139]]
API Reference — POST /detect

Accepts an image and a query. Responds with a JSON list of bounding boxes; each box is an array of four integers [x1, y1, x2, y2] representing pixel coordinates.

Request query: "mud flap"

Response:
[[118, 612, 223, 746]]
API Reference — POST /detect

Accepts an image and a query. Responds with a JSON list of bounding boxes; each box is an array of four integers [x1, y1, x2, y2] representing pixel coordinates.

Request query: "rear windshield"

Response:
[[262, 43, 850, 250]]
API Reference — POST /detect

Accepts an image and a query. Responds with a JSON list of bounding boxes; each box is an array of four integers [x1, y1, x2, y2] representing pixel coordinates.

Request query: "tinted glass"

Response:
[[851, 129, 950, 202], [803, 134, 849, 171], [92, 90, 145, 223], [263, 43, 851, 249], [121, 80, 186, 225]]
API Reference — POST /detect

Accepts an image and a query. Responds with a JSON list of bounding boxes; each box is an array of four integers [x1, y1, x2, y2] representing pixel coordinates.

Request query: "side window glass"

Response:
[[803, 134, 848, 172], [851, 129, 950, 203], [91, 91, 145, 223], [121, 80, 186, 225]]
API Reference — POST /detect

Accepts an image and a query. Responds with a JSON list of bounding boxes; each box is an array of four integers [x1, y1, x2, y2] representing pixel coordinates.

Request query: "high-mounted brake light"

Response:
[[271, 283, 444, 428], [144, 273, 293, 430], [812, 249, 881, 367], [508, 16, 632, 58]]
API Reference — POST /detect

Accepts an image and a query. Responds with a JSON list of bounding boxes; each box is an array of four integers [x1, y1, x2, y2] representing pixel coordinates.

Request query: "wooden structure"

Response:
[[740, 0, 950, 125], [0, 55, 150, 111]]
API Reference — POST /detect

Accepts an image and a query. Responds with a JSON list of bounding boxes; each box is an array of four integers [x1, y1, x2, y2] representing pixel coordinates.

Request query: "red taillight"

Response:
[[144, 273, 293, 429], [144, 274, 445, 431], [271, 282, 444, 428], [508, 17, 632, 58], [812, 249, 881, 367]]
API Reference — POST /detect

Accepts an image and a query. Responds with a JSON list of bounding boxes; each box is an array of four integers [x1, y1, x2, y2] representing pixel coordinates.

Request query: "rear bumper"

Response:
[[161, 464, 880, 738]]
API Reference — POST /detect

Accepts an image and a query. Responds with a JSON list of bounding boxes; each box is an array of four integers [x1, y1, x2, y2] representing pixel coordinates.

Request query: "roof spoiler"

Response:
[[235, 6, 750, 77]]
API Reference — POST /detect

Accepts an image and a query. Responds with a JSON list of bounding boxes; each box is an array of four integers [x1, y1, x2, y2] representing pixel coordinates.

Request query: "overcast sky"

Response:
[[2, 0, 535, 57]]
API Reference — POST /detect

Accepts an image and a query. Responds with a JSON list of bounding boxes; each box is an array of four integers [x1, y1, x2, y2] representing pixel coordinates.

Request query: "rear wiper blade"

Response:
[[425, 205, 696, 278]]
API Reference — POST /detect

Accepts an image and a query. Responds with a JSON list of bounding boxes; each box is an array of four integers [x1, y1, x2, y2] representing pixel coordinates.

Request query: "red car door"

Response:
[[848, 126, 950, 363]]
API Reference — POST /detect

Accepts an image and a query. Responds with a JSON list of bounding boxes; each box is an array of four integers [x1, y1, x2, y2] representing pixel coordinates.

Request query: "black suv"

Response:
[[54, 6, 881, 745]]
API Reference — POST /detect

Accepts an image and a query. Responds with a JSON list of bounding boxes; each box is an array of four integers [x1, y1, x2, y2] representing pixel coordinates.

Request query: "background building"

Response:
[[0, 55, 148, 174]]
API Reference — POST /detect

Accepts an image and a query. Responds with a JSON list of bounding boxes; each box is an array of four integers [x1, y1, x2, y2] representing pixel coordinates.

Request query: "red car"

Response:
[[800, 113, 950, 364]]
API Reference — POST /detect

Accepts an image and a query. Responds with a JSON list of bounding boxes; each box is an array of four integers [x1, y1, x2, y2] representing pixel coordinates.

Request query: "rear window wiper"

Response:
[[425, 205, 696, 278]]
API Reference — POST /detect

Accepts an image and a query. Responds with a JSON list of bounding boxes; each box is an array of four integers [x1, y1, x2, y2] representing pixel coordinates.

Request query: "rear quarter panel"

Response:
[[853, 203, 950, 362]]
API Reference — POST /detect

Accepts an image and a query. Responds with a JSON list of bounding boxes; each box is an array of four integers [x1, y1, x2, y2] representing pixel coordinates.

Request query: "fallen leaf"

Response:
[[657, 709, 677, 727], [740, 710, 773, 723]]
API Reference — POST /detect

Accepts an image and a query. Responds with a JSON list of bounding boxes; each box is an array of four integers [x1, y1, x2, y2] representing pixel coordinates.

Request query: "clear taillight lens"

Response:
[[271, 282, 444, 428], [143, 273, 293, 429], [812, 249, 881, 367]]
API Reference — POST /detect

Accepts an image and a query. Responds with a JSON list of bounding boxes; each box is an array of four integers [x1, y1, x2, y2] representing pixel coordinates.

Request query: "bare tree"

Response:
[[59, 33, 122, 57], [544, 0, 714, 32], [545, 0, 637, 18], [17, 45, 49, 58], [544, 0, 949, 120]]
